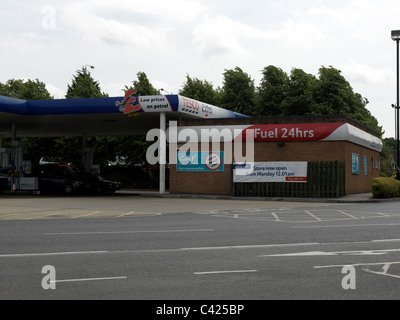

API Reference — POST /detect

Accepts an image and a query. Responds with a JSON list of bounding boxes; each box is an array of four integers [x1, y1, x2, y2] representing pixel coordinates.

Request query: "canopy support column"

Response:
[[159, 112, 166, 194]]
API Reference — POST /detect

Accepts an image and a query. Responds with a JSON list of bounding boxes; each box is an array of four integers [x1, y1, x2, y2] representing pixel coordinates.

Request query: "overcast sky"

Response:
[[1, 0, 400, 138]]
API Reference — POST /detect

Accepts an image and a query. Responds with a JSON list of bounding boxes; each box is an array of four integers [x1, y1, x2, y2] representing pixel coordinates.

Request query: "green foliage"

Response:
[[258, 65, 290, 116], [179, 75, 219, 105], [0, 78, 54, 163], [372, 177, 400, 198], [281, 68, 316, 117], [66, 67, 108, 99], [125, 71, 161, 96], [380, 138, 396, 177], [220, 67, 257, 116], [0, 78, 53, 100], [257, 65, 383, 136]]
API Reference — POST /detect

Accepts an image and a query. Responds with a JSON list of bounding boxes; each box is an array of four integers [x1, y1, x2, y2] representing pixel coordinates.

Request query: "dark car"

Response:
[[0, 169, 12, 193], [34, 165, 95, 195], [80, 173, 122, 194]]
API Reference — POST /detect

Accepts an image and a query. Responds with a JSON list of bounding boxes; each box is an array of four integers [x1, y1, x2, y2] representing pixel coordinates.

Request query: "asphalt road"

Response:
[[1, 193, 400, 302]]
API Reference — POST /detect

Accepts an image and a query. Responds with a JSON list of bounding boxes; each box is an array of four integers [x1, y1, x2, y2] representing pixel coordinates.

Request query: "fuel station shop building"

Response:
[[170, 116, 382, 198]]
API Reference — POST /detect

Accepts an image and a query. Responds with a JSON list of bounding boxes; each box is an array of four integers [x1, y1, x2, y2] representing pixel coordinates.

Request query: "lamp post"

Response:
[[392, 30, 400, 169], [83, 65, 95, 73], [161, 88, 171, 95]]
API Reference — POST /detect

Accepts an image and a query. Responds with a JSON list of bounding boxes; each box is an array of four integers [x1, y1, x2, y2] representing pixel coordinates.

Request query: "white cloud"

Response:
[[338, 60, 395, 86], [193, 13, 285, 58], [60, 5, 169, 48], [1, 0, 400, 138], [46, 83, 66, 99]]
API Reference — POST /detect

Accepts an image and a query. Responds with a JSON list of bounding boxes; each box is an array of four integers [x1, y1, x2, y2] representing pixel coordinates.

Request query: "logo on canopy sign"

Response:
[[115, 89, 142, 114]]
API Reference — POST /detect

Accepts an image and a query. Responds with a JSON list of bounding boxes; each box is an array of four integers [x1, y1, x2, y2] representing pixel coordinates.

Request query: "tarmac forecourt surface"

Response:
[[1, 191, 400, 301], [0, 191, 382, 221]]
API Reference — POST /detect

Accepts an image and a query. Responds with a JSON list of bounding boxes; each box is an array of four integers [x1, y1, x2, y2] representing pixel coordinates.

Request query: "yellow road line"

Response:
[[72, 211, 102, 219], [25, 212, 63, 220], [337, 210, 358, 219], [117, 211, 162, 218], [305, 210, 322, 222], [117, 211, 136, 218], [271, 212, 281, 222], [0, 212, 22, 219]]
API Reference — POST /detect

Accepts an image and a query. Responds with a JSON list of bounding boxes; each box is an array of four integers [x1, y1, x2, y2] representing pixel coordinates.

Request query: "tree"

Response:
[[380, 138, 396, 177], [60, 67, 108, 167], [281, 68, 316, 116], [125, 71, 160, 96], [310, 66, 355, 116], [66, 66, 108, 99], [0, 78, 54, 164], [257, 65, 289, 116], [0, 78, 53, 100], [220, 67, 257, 116], [309, 66, 382, 135], [179, 75, 219, 105]]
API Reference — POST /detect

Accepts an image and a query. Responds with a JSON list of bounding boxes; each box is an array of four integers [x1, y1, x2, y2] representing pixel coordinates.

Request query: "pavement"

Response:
[[120, 190, 398, 203], [2, 189, 399, 203]]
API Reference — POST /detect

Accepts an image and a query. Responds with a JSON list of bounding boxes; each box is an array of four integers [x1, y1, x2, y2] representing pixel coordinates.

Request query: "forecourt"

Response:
[[1, 194, 400, 300]]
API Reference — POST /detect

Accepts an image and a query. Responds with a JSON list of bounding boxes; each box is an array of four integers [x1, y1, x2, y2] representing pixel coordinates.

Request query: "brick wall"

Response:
[[170, 140, 381, 196]]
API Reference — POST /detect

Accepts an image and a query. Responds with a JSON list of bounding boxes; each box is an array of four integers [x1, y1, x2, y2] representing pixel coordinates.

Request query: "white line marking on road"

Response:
[[194, 270, 257, 275], [314, 261, 400, 269], [181, 243, 319, 251], [0, 242, 321, 259], [52, 276, 127, 283], [0, 251, 109, 258], [260, 248, 400, 258], [363, 270, 400, 279], [260, 251, 337, 257], [44, 229, 215, 236], [292, 223, 400, 229]]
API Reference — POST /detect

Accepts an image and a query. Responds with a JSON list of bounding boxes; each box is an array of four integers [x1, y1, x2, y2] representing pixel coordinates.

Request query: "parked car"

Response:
[[80, 173, 122, 194], [34, 165, 96, 195], [0, 169, 11, 193], [34, 165, 121, 195]]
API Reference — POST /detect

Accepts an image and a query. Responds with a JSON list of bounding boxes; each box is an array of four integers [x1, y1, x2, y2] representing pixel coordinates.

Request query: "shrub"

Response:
[[372, 177, 400, 199]]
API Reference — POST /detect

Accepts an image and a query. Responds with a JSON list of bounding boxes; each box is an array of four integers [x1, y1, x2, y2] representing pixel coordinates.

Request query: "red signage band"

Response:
[[235, 123, 345, 142]]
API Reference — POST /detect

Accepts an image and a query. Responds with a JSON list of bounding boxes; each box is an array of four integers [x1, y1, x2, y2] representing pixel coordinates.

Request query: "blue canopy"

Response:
[[0, 95, 248, 138]]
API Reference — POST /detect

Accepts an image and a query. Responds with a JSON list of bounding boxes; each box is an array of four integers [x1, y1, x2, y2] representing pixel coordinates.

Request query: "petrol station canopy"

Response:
[[0, 94, 248, 138]]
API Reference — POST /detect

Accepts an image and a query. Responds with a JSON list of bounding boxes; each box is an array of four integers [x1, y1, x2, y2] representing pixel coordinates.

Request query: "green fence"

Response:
[[233, 161, 346, 198]]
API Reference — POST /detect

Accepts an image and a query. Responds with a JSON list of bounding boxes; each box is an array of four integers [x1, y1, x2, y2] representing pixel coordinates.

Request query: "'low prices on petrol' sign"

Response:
[[233, 162, 308, 183]]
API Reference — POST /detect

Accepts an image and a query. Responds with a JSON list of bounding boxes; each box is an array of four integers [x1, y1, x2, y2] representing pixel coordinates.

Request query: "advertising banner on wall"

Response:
[[352, 153, 360, 175], [234, 162, 308, 183], [177, 152, 224, 172]]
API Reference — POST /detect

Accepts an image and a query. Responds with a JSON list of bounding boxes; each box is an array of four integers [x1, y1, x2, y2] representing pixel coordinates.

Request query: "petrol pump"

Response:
[[10, 141, 25, 191], [0, 147, 11, 169], [9, 141, 37, 192], [83, 147, 98, 174]]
